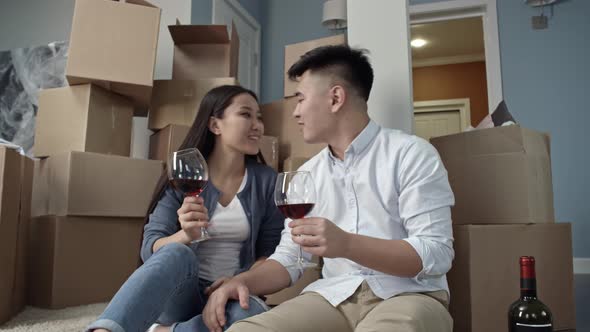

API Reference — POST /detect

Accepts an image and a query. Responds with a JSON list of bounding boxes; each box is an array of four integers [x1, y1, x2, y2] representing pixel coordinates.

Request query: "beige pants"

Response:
[[228, 281, 452, 332]]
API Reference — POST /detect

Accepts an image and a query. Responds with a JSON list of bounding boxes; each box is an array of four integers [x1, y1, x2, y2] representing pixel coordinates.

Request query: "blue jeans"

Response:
[[86, 242, 269, 332]]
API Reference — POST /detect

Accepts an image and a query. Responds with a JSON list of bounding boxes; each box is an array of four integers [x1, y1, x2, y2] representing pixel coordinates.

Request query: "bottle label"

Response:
[[515, 323, 552, 331]]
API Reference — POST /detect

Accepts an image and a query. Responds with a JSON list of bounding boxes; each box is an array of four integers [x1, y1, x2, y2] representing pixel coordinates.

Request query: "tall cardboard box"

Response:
[[261, 97, 325, 170], [148, 78, 238, 130], [0, 147, 32, 324], [32, 152, 163, 217], [284, 34, 347, 97], [65, 0, 161, 110], [11, 156, 33, 318], [34, 84, 133, 158], [448, 223, 575, 332], [28, 216, 144, 308], [430, 126, 553, 224], [149, 124, 191, 163], [169, 22, 239, 79]]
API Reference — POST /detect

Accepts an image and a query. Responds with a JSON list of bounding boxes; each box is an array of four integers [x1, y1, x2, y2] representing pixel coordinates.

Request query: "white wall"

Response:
[[347, 0, 414, 133], [0, 0, 74, 51]]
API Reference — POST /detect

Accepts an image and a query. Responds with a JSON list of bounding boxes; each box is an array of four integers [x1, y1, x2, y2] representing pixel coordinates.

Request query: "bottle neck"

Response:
[[520, 258, 537, 299], [520, 277, 537, 299]]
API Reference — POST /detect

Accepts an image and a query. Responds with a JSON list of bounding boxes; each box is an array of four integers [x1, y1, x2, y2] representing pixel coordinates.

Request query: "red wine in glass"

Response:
[[168, 148, 209, 243], [274, 171, 317, 270], [277, 203, 315, 220], [171, 179, 208, 197]]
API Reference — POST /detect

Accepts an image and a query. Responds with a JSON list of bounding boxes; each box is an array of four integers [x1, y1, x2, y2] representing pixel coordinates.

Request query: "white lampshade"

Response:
[[322, 0, 347, 30]]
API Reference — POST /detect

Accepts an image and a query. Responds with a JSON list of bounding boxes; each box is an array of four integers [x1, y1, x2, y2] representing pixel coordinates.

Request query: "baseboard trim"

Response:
[[574, 258, 590, 274]]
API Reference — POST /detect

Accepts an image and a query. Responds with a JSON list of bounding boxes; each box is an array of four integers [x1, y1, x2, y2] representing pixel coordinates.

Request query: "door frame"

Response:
[[414, 98, 472, 132], [212, 0, 261, 95], [409, 0, 502, 114]]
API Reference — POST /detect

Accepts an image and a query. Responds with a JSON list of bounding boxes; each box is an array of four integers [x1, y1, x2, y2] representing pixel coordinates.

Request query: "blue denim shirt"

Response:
[[141, 161, 284, 274]]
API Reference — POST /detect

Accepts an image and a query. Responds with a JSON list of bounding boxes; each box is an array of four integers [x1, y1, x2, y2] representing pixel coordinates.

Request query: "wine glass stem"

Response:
[[298, 246, 305, 267]]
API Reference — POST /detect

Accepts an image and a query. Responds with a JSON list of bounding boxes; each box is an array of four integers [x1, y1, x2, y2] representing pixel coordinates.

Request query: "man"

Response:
[[202, 45, 455, 332]]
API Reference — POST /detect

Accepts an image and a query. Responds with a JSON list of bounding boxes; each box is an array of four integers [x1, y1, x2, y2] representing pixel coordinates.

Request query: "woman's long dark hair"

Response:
[[144, 85, 266, 226]]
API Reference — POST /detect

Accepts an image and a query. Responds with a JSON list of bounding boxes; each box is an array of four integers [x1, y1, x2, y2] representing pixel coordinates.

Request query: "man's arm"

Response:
[[202, 260, 291, 332], [292, 206, 453, 279], [233, 259, 292, 295]]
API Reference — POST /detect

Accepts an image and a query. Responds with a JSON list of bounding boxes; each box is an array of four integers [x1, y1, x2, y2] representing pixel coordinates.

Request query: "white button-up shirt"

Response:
[[269, 120, 455, 306]]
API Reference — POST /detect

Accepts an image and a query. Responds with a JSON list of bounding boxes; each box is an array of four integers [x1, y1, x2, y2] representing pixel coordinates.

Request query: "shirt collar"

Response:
[[327, 120, 380, 162]]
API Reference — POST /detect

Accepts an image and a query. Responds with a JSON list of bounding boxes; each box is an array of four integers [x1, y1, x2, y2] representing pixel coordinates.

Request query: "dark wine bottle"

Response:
[[508, 256, 553, 332]]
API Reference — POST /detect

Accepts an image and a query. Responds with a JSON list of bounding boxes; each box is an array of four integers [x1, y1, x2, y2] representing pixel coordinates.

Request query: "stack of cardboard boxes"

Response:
[[26, 0, 164, 310], [260, 34, 346, 306], [0, 147, 33, 324], [431, 125, 576, 332], [146, 21, 278, 170]]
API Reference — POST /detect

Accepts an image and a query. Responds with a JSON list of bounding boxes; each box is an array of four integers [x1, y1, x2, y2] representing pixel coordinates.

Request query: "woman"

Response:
[[87, 85, 284, 332]]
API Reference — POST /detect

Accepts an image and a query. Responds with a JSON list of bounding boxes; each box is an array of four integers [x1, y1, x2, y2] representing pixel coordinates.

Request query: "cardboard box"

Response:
[[32, 151, 163, 217], [11, 156, 33, 319], [65, 0, 161, 110], [148, 78, 238, 130], [261, 97, 325, 170], [169, 22, 239, 79], [260, 136, 279, 171], [34, 84, 133, 158], [28, 216, 144, 308], [430, 126, 553, 224], [284, 34, 347, 97], [0, 147, 33, 324], [265, 257, 321, 306], [283, 157, 309, 172], [448, 223, 575, 332], [149, 124, 191, 163]]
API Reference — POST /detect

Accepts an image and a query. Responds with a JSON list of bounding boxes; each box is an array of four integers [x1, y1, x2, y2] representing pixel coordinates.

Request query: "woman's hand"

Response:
[[177, 196, 209, 241]]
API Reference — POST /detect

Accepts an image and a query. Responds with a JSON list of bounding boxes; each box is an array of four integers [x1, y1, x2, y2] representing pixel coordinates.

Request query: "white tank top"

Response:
[[197, 170, 250, 282]]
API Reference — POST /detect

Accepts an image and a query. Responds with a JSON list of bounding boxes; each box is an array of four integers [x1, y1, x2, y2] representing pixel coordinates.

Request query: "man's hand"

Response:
[[204, 276, 231, 296], [203, 279, 251, 332], [289, 217, 351, 258]]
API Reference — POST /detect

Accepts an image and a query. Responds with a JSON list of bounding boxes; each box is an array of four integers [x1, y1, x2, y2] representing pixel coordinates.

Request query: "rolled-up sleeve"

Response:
[[268, 217, 304, 285], [141, 186, 182, 262], [398, 138, 455, 279], [403, 207, 454, 279]]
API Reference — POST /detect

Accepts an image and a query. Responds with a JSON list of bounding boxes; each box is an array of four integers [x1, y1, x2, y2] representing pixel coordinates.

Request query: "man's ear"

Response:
[[330, 85, 346, 113], [208, 117, 221, 135]]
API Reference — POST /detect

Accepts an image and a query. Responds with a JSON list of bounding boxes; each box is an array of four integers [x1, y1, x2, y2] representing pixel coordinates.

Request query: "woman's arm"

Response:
[[141, 187, 183, 262]]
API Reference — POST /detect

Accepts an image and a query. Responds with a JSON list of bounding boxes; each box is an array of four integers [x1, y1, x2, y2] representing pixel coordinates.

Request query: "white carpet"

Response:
[[0, 303, 107, 332]]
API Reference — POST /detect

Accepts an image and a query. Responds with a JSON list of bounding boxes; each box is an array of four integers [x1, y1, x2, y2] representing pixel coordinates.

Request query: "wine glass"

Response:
[[274, 171, 317, 270], [169, 148, 210, 243]]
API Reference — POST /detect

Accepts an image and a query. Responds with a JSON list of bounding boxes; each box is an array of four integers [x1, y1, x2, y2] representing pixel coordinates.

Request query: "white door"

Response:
[[413, 98, 471, 141], [213, 0, 261, 96], [414, 111, 462, 141]]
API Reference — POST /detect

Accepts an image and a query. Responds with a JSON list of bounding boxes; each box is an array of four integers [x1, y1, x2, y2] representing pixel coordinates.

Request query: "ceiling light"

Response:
[[411, 39, 427, 48]]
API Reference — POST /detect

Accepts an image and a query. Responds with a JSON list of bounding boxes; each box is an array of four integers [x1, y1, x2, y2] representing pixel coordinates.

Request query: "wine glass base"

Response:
[[190, 235, 211, 244]]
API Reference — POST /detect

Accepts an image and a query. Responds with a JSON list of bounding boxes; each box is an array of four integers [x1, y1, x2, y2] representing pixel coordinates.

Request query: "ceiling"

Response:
[[410, 17, 485, 66]]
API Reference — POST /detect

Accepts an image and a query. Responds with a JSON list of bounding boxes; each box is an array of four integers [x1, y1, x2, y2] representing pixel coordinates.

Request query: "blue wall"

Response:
[[192, 0, 212, 24], [497, 0, 590, 258], [257, 0, 341, 103]]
